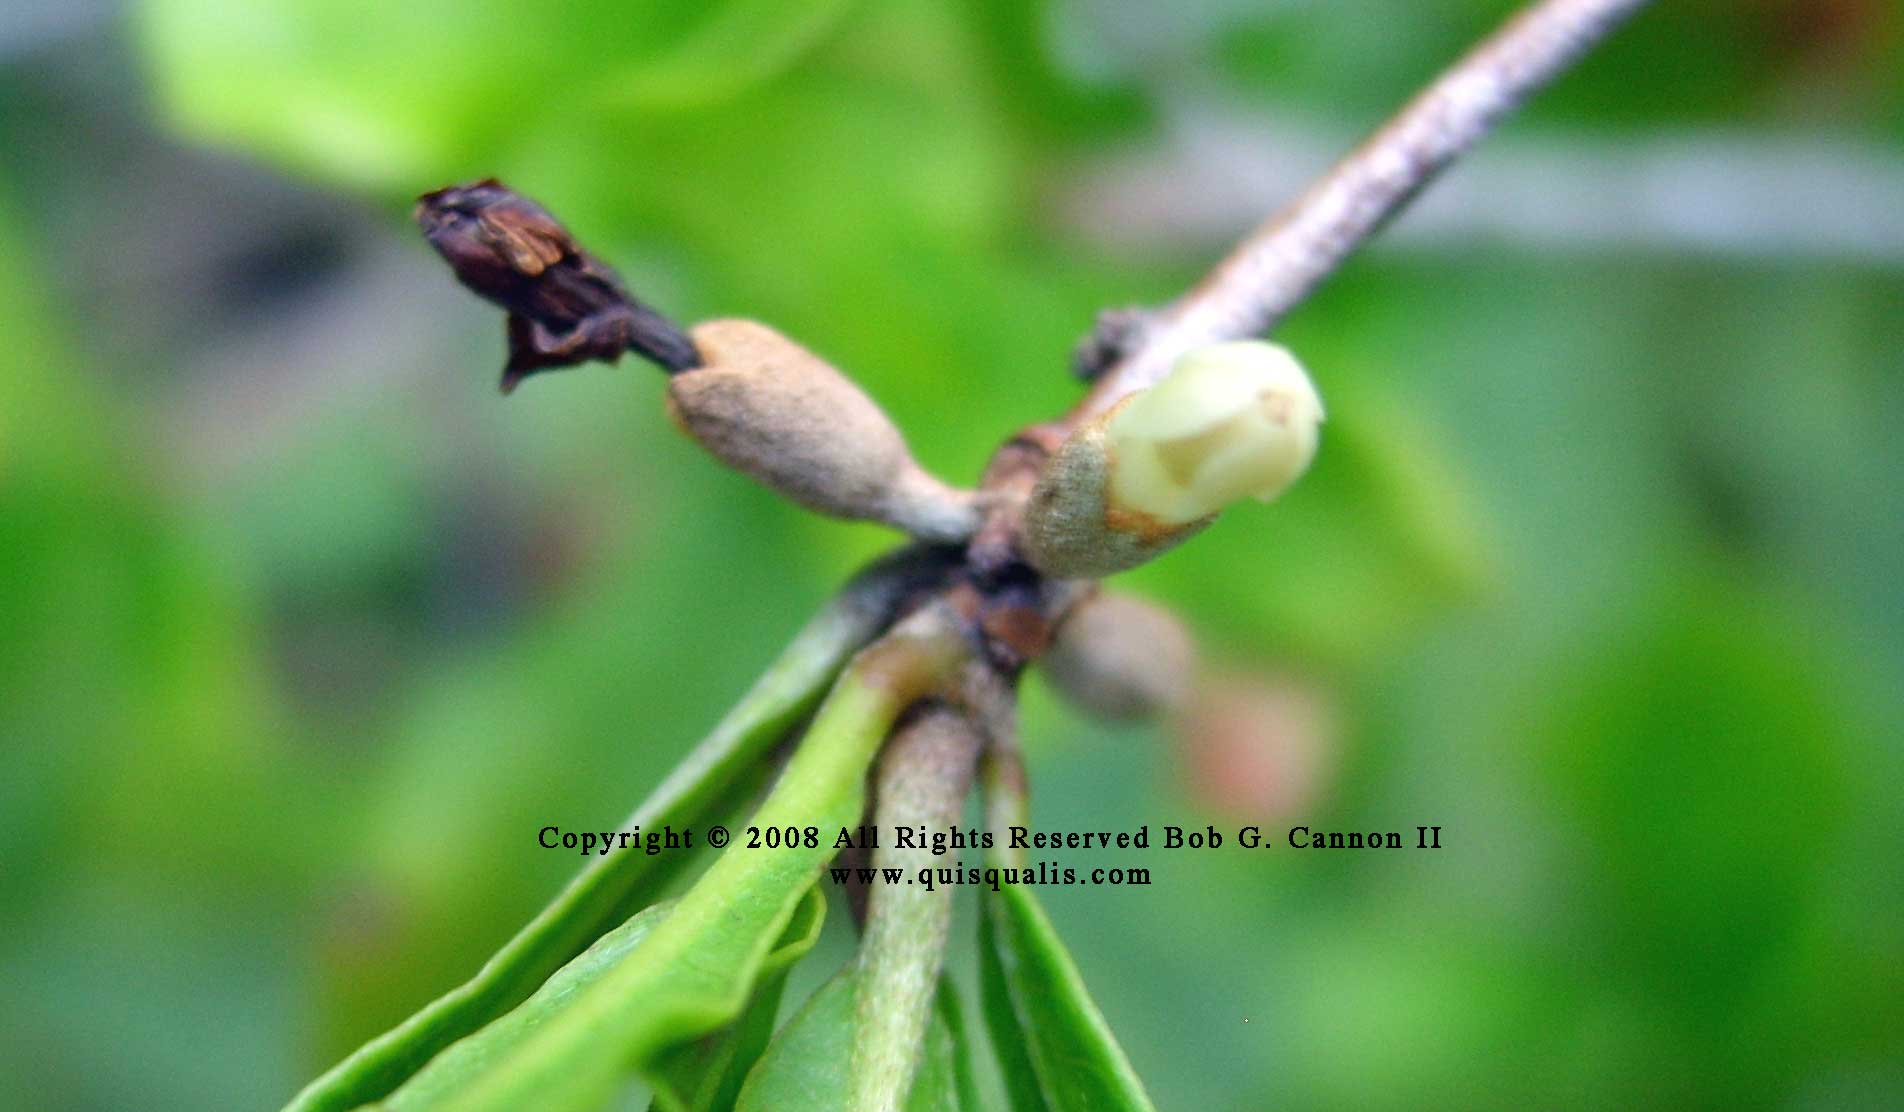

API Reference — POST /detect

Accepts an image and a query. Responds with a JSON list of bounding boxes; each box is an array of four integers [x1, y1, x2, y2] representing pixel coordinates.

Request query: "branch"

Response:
[[1072, 0, 1652, 420], [849, 706, 985, 1112]]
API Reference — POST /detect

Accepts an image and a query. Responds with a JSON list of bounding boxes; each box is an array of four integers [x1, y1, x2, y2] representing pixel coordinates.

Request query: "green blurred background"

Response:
[[3, 0, 1901, 1108]]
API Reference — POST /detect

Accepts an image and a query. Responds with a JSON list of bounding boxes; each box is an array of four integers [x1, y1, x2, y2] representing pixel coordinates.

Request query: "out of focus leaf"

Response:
[[732, 968, 961, 1112], [136, 0, 857, 188], [1538, 571, 1852, 1006], [0, 202, 296, 897], [978, 883, 1155, 1112], [1214, 0, 1855, 131], [957, 0, 1149, 139], [594, 0, 858, 111]]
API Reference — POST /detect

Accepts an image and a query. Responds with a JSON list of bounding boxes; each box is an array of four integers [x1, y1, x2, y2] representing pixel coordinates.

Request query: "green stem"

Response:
[[286, 547, 950, 1112], [849, 707, 984, 1112]]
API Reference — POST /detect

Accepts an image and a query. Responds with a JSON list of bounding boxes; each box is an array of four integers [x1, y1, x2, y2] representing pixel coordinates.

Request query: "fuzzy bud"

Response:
[[1022, 341, 1322, 578], [1040, 592, 1196, 721], [667, 319, 979, 541]]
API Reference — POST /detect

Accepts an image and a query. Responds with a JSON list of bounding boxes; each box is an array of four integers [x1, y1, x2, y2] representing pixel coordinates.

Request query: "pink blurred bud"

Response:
[[1175, 674, 1338, 822]]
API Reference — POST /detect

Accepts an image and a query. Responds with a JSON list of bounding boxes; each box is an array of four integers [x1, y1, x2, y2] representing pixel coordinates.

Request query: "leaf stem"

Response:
[[849, 707, 985, 1112]]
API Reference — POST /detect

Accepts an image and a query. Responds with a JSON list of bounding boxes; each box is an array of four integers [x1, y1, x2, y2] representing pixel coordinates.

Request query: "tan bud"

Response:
[[1040, 591, 1196, 721], [668, 319, 978, 541]]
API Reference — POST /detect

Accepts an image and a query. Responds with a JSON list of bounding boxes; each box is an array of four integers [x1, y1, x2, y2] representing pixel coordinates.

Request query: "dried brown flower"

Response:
[[414, 179, 699, 392]]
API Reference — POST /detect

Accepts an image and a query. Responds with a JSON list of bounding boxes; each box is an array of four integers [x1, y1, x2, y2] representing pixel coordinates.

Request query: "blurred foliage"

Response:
[[0, 0, 1898, 1108]]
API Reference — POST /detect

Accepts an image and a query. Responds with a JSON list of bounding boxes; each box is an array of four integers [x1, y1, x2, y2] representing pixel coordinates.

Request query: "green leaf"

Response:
[[978, 883, 1156, 1112], [345, 890, 816, 1112], [286, 567, 911, 1112], [136, 0, 859, 189], [977, 907, 1052, 1112], [593, 0, 860, 111], [734, 970, 961, 1112], [933, 979, 986, 1112], [373, 624, 952, 1111], [645, 888, 828, 1112], [957, 0, 1150, 139]]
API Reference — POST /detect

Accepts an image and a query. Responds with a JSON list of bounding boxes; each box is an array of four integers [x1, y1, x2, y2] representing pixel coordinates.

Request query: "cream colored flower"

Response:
[[1106, 341, 1323, 526]]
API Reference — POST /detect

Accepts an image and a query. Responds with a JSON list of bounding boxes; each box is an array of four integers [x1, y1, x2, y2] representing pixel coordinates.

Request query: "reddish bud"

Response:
[[1175, 674, 1337, 823]]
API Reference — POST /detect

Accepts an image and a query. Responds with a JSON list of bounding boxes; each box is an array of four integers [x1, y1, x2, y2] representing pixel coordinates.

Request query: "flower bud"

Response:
[[1023, 340, 1323, 578], [1040, 592, 1195, 721], [1110, 341, 1323, 525], [1174, 673, 1336, 823], [667, 319, 979, 541]]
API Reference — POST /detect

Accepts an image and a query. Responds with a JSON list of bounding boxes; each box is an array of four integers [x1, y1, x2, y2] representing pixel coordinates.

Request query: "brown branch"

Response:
[[1070, 0, 1653, 422]]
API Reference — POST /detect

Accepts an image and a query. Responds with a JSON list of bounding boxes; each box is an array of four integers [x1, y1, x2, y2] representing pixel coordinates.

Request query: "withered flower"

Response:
[[414, 179, 699, 392]]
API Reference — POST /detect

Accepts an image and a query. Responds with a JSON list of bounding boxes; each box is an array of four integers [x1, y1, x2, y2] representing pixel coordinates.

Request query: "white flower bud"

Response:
[[1040, 592, 1195, 721], [668, 319, 979, 541], [1108, 341, 1323, 526], [1022, 340, 1323, 578]]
